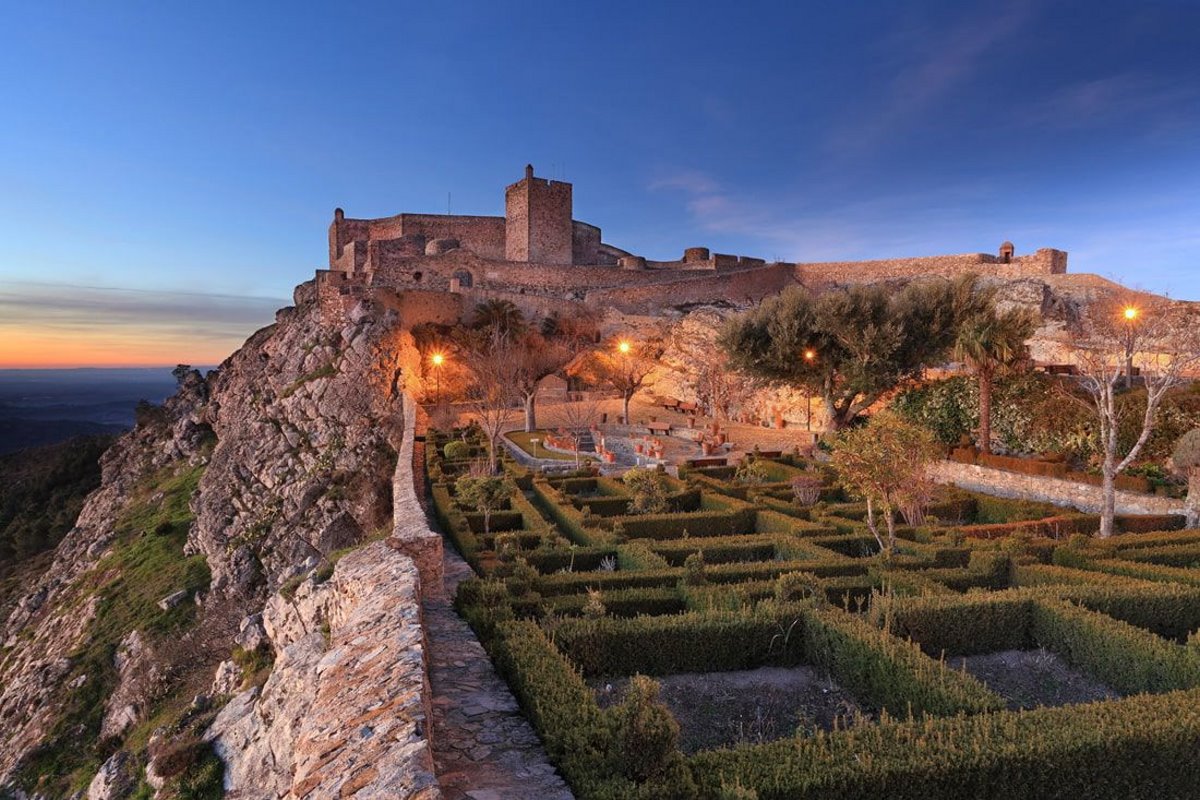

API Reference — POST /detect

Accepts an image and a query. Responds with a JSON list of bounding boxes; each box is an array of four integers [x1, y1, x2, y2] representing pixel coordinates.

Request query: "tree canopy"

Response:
[[719, 277, 984, 429]]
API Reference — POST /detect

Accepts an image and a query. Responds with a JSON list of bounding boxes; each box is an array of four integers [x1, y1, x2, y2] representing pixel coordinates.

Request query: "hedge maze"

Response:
[[430, 428, 1200, 799]]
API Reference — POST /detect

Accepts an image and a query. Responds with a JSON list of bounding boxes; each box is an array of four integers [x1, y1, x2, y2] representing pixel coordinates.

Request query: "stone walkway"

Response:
[[424, 549, 574, 800]]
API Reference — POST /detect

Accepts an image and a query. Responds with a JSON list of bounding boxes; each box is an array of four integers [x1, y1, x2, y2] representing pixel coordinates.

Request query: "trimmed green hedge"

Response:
[[647, 535, 779, 566], [616, 541, 671, 571], [605, 494, 758, 540], [490, 620, 628, 796], [553, 604, 809, 677], [803, 606, 1004, 717], [1030, 599, 1200, 694], [1119, 542, 1200, 567], [542, 587, 686, 619], [688, 688, 1200, 799]]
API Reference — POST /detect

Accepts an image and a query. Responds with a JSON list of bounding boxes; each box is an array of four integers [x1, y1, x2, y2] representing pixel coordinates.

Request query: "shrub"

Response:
[[734, 457, 771, 486], [681, 551, 707, 586], [774, 571, 821, 603], [582, 588, 607, 619], [443, 440, 471, 460], [623, 467, 671, 515], [790, 474, 824, 506], [613, 675, 681, 782]]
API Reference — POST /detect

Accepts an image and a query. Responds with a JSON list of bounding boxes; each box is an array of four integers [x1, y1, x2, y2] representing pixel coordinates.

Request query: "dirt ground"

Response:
[[592, 666, 865, 753], [952, 649, 1120, 710]]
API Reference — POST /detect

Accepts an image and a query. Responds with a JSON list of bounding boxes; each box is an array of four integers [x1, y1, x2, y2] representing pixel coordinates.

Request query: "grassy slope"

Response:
[[17, 457, 212, 796]]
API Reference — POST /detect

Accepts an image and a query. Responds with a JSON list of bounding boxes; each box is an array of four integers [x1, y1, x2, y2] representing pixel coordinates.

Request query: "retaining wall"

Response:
[[931, 460, 1185, 517]]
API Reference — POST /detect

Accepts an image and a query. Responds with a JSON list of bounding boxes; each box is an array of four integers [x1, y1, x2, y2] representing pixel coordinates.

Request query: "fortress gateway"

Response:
[[313, 165, 1067, 321]]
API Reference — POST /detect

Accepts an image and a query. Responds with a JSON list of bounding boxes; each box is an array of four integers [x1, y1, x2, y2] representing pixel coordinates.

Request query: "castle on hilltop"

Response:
[[313, 165, 1067, 322]]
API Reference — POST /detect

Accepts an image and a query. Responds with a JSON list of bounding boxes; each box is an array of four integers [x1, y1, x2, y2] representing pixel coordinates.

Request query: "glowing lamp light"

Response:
[[1123, 307, 1138, 321], [804, 349, 816, 361], [617, 341, 632, 355], [431, 352, 445, 366]]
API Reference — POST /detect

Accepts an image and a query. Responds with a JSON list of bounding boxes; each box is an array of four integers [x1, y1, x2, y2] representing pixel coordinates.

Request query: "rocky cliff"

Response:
[[0, 281, 428, 798]]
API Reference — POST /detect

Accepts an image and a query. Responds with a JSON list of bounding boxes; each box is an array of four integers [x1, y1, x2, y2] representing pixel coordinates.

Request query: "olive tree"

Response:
[[719, 277, 984, 431]]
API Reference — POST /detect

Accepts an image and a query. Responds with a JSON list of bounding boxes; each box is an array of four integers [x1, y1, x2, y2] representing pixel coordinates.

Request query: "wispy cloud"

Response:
[[648, 168, 996, 262], [0, 282, 285, 367], [829, 2, 1035, 155], [1020, 72, 1200, 131]]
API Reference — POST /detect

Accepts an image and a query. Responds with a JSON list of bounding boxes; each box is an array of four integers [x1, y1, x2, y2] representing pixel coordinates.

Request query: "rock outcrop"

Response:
[[0, 282, 427, 795], [206, 541, 438, 799]]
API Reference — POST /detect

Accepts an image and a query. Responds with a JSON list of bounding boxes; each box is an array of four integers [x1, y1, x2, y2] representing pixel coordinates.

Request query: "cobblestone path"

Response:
[[424, 549, 575, 800]]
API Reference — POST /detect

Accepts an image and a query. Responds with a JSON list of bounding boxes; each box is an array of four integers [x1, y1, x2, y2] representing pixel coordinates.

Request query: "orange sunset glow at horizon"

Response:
[[0, 281, 284, 369]]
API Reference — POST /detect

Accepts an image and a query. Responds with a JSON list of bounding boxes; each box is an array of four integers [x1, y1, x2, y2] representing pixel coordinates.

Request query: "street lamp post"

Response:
[[803, 349, 816, 431], [617, 340, 632, 424], [431, 352, 445, 402], [1122, 307, 1138, 390]]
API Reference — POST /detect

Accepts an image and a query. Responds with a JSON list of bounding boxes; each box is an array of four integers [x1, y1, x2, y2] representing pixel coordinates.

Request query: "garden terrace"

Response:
[[426, 425, 1200, 799]]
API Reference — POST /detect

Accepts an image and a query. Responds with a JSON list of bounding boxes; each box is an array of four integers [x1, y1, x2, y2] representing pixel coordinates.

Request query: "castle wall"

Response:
[[374, 289, 464, 328], [389, 214, 506, 261], [795, 248, 1067, 286], [572, 221, 605, 265], [329, 213, 508, 269], [585, 262, 794, 312], [457, 287, 586, 323]]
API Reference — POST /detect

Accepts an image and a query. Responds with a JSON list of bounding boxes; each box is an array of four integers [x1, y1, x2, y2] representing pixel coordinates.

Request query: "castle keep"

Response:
[[316, 166, 1068, 321]]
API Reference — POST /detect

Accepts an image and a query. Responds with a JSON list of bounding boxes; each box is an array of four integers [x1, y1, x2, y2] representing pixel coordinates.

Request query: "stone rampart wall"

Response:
[[796, 249, 1067, 286], [389, 394, 444, 599], [585, 261, 794, 312], [931, 460, 1185, 517]]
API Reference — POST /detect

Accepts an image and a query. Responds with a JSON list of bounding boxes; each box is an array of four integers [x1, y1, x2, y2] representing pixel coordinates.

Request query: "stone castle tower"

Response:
[[505, 164, 573, 265]]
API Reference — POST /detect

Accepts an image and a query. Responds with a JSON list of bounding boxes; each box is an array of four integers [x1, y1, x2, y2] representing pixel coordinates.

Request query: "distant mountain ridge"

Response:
[[0, 368, 190, 454]]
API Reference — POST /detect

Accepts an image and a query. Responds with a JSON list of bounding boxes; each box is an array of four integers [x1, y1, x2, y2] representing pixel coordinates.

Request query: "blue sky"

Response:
[[1, 0, 1198, 365]]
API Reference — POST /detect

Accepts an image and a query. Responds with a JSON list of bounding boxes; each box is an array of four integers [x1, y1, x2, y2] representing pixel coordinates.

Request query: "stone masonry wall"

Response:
[[585, 261, 795, 312], [388, 393, 444, 599], [796, 248, 1067, 287], [931, 460, 1185, 517]]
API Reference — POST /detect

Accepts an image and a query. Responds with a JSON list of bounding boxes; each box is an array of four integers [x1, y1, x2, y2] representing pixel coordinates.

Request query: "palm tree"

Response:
[[471, 299, 526, 338], [953, 304, 1037, 454]]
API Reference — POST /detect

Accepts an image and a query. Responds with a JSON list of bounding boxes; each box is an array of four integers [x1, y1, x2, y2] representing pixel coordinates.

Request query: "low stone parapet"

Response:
[[393, 395, 444, 599], [930, 460, 1186, 517]]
